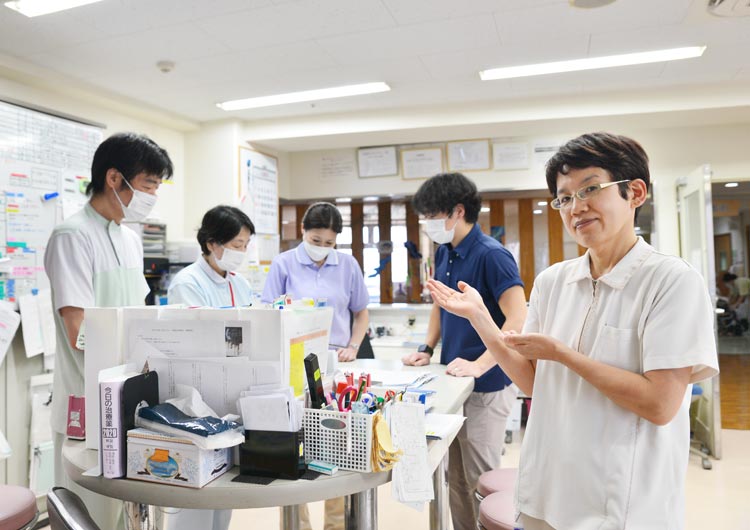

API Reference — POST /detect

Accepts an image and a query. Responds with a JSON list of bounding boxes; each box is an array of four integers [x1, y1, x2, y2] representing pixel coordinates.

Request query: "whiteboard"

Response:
[[238, 146, 279, 236], [0, 99, 103, 305]]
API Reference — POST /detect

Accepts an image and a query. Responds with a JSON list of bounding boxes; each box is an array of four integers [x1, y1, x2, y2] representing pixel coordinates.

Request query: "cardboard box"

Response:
[[126, 428, 232, 488]]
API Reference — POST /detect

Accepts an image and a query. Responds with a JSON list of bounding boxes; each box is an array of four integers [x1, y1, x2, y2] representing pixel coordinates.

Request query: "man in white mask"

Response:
[[402, 172, 527, 530], [168, 205, 255, 309], [44, 132, 173, 530]]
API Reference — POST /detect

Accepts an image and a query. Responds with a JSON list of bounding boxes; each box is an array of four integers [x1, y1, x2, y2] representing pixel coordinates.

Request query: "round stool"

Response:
[[0, 485, 38, 530], [478, 490, 516, 530], [476, 467, 518, 501]]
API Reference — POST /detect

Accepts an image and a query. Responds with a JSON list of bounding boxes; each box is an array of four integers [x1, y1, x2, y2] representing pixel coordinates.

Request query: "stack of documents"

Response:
[[238, 387, 302, 432], [424, 413, 466, 440], [390, 402, 434, 506]]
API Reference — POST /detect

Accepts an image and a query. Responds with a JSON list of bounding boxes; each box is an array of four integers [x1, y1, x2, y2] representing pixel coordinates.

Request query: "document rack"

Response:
[[302, 409, 374, 473]]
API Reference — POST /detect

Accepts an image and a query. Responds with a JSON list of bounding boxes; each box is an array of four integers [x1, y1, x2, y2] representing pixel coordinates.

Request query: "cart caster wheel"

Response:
[[702, 458, 712, 470]]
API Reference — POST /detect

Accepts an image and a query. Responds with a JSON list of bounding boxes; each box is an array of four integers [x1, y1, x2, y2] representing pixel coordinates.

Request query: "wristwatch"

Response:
[[417, 343, 434, 357], [347, 342, 360, 351]]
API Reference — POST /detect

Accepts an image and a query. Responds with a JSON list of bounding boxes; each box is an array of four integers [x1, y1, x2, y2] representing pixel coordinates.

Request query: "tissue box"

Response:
[[126, 428, 232, 488]]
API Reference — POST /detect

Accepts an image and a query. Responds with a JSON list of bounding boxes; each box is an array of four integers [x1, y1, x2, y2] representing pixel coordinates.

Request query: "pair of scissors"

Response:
[[337, 386, 358, 411]]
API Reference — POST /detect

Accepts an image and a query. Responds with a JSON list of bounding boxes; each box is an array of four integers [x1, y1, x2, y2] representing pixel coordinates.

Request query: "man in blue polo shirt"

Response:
[[403, 172, 526, 530]]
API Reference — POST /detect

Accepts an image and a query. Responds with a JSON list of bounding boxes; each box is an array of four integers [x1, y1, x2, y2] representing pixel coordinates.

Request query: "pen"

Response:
[[42, 192, 59, 201]]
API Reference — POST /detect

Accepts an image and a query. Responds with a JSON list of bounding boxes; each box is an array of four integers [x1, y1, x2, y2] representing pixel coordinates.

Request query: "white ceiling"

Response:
[[0, 0, 749, 131]]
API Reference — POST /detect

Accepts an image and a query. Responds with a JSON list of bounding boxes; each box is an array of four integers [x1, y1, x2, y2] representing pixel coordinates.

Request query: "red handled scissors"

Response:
[[337, 386, 358, 412]]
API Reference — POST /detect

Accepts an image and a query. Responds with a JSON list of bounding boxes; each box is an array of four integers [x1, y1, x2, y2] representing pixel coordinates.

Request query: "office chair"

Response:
[[0, 485, 38, 530], [46, 487, 101, 530]]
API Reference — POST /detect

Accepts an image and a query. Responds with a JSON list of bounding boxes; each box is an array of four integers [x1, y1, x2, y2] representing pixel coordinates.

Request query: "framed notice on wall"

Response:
[[401, 147, 443, 180], [238, 146, 279, 235], [357, 146, 398, 178], [492, 142, 530, 170], [447, 140, 490, 171]]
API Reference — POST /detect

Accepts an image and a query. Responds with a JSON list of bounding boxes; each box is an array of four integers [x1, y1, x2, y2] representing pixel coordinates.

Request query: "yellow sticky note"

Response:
[[290, 342, 305, 397]]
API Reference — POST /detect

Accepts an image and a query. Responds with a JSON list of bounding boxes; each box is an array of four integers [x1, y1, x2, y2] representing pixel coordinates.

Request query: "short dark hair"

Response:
[[87, 132, 173, 196], [723, 272, 738, 283], [197, 205, 255, 254], [545, 132, 650, 222], [411, 172, 482, 223], [302, 202, 343, 233]]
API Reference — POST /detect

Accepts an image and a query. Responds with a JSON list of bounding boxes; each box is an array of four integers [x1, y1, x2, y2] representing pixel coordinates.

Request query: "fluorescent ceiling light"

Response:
[[4, 0, 104, 17], [335, 197, 352, 203], [725, 182, 739, 188], [217, 82, 390, 111], [479, 46, 706, 81], [533, 209, 543, 215], [537, 201, 548, 206], [362, 196, 379, 202], [480, 207, 490, 212]]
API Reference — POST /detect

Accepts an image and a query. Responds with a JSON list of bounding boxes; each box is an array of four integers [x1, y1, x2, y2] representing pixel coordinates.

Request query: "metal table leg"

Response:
[[430, 452, 450, 530], [345, 488, 377, 530], [281, 505, 301, 530], [124, 501, 157, 530]]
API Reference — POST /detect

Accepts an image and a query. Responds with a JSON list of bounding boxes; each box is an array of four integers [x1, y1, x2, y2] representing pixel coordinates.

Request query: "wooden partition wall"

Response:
[[378, 202, 393, 304]]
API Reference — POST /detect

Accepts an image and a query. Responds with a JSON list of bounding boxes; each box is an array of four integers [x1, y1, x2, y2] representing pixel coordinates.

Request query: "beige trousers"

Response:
[[285, 496, 345, 530], [448, 385, 518, 530]]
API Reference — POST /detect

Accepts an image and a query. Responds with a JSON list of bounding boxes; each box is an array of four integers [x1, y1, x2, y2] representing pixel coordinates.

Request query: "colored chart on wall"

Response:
[[238, 146, 279, 236], [0, 99, 103, 305]]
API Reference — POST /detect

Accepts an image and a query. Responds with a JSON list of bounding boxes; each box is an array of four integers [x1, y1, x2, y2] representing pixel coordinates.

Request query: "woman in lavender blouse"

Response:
[[262, 202, 369, 530], [262, 202, 370, 363]]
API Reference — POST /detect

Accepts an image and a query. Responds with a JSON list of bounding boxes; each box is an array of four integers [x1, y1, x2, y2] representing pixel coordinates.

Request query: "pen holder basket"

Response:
[[302, 409, 374, 473]]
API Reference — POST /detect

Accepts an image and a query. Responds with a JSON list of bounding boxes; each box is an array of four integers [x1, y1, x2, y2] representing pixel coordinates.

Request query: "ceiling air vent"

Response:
[[707, 0, 750, 16]]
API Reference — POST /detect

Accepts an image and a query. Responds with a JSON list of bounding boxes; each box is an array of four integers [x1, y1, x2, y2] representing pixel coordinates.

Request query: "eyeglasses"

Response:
[[550, 180, 630, 210]]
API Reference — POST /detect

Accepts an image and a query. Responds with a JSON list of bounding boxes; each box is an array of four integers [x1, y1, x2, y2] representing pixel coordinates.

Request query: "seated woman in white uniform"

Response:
[[169, 204, 255, 307], [164, 205, 255, 530]]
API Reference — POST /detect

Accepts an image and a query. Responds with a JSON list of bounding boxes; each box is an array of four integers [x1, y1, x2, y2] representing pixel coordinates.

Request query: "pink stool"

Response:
[[475, 467, 518, 501], [0, 485, 38, 530], [478, 490, 517, 530]]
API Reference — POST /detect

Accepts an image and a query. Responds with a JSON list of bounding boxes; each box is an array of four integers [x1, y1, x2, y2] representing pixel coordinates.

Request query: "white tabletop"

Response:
[[63, 360, 473, 509]]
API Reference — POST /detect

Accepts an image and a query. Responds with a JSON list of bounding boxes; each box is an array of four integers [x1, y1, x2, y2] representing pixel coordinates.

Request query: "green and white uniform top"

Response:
[[44, 203, 148, 434]]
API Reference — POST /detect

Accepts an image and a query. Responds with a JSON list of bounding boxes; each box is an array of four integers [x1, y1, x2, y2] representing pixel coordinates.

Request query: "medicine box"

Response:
[[126, 428, 232, 488]]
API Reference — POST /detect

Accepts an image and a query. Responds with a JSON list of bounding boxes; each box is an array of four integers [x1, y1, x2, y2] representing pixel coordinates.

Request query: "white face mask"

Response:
[[304, 240, 333, 262], [114, 177, 157, 222], [213, 246, 246, 272], [424, 216, 457, 245]]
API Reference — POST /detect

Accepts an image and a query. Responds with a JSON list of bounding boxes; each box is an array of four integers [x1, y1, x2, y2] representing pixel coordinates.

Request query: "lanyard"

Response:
[[228, 279, 235, 307]]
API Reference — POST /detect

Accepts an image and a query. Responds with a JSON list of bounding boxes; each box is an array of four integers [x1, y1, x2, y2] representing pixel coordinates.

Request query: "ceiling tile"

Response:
[[196, 0, 396, 51], [494, 0, 694, 46], [175, 41, 339, 86], [317, 15, 500, 66], [380, 0, 558, 26], [66, 0, 272, 37], [419, 36, 589, 80], [0, 10, 106, 58]]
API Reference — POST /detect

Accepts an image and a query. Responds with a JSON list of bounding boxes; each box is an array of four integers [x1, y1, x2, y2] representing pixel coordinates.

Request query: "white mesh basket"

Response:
[[302, 408, 374, 472]]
